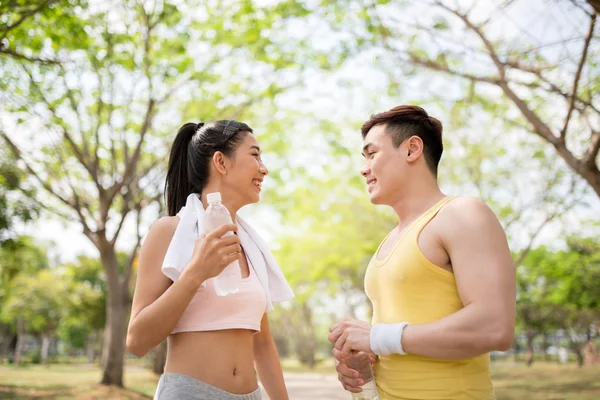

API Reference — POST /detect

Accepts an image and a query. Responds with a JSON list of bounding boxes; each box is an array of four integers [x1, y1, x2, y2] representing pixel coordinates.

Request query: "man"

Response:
[[328, 105, 516, 400]]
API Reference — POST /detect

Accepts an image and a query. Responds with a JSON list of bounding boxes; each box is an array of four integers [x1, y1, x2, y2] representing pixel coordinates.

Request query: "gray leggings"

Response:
[[154, 372, 262, 400]]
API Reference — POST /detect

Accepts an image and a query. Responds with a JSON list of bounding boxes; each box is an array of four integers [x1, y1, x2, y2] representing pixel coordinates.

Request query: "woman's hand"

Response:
[[184, 223, 242, 285]]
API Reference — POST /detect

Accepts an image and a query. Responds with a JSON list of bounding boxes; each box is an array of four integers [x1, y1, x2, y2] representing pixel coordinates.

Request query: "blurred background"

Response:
[[0, 0, 599, 399]]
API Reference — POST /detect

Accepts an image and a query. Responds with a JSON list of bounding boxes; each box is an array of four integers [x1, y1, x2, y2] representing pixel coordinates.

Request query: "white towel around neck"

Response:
[[162, 193, 294, 312]]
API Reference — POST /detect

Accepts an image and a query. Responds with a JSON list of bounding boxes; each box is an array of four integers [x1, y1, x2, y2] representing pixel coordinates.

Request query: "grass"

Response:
[[490, 362, 600, 400], [0, 360, 598, 399], [0, 363, 158, 399]]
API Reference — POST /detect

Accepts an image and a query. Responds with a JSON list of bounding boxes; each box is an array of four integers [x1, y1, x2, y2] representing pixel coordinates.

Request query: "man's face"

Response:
[[360, 124, 408, 205]]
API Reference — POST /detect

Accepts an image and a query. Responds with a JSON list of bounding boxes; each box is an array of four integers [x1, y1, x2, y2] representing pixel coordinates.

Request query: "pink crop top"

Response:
[[172, 257, 267, 333]]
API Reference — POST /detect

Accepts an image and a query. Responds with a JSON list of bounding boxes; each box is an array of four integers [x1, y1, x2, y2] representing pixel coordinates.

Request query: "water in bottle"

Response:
[[346, 352, 379, 400], [204, 192, 241, 296]]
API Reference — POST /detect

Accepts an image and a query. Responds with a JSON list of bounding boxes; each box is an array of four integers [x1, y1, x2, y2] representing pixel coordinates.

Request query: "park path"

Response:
[[260, 372, 350, 400]]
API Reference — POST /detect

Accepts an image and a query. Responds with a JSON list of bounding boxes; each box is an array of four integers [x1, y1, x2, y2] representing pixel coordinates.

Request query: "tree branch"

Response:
[[406, 53, 500, 84], [122, 205, 143, 289], [88, 53, 105, 182], [499, 82, 560, 143], [58, 64, 92, 168], [19, 189, 76, 222], [0, 0, 57, 41], [516, 78, 600, 117], [156, 75, 193, 105], [107, 50, 117, 180], [110, 191, 132, 247], [109, 153, 160, 248], [514, 213, 559, 266], [434, 2, 575, 148], [0, 47, 58, 64], [114, 157, 162, 247], [502, 60, 551, 75], [106, 98, 155, 207], [54, 143, 96, 236], [0, 130, 92, 235], [581, 0, 599, 15], [438, 4, 568, 147], [436, 1, 506, 79], [585, 131, 600, 167], [1, 131, 67, 205], [21, 64, 100, 185], [105, 5, 157, 212], [561, 14, 596, 140]]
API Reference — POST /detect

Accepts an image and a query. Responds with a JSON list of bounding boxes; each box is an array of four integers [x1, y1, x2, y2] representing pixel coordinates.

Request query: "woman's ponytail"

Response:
[[164, 123, 202, 216]]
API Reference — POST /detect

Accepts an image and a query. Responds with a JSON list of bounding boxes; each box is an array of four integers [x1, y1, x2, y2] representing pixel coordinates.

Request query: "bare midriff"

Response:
[[165, 329, 257, 394]]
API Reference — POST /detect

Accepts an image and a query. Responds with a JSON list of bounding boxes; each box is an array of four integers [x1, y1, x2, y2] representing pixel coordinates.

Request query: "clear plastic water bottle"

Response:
[[204, 192, 241, 296], [346, 352, 379, 400]]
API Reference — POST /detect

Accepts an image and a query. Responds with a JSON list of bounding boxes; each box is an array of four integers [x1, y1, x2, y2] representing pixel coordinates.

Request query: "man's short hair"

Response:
[[361, 105, 444, 176]]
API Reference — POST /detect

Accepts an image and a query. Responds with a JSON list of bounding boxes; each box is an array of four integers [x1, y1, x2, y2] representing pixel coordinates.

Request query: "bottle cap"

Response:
[[206, 192, 222, 204]]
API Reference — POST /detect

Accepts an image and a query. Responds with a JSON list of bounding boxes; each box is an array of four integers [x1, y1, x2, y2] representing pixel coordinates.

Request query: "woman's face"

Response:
[[221, 132, 268, 206]]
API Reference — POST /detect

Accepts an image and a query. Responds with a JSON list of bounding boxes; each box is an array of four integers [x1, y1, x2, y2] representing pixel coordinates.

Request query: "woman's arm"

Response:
[[126, 218, 241, 357], [253, 313, 289, 400]]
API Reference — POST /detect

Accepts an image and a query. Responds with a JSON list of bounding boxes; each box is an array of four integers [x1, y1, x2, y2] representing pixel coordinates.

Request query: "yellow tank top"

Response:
[[365, 196, 494, 400]]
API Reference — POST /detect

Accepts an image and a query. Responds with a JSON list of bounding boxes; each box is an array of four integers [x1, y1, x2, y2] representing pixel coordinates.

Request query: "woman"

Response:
[[126, 120, 293, 400]]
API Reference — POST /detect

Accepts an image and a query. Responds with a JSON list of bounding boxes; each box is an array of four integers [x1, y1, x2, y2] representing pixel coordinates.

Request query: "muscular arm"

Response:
[[126, 217, 207, 357], [401, 198, 516, 359], [253, 314, 289, 400]]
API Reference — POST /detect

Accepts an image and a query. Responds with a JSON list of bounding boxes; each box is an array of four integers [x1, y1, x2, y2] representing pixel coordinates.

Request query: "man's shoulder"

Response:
[[437, 196, 501, 231], [444, 196, 491, 214]]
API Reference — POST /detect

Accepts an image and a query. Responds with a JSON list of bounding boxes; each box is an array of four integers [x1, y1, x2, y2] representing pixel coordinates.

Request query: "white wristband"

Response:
[[370, 322, 410, 356]]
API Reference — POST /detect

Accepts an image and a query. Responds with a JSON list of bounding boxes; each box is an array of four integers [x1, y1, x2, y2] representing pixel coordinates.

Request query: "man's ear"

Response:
[[212, 151, 227, 175], [406, 136, 423, 162]]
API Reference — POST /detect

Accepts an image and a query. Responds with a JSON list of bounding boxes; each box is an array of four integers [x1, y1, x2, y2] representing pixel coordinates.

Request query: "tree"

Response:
[[315, 0, 600, 197], [519, 239, 600, 367], [269, 160, 396, 366], [0, 236, 49, 362], [438, 114, 591, 265], [515, 256, 563, 366], [3, 269, 68, 365], [275, 177, 395, 310], [0, 0, 84, 64], [1, 0, 326, 386], [59, 256, 106, 362], [0, 149, 37, 245]]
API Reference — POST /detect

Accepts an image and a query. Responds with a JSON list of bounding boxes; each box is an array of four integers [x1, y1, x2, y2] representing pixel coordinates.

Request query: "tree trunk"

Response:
[[573, 345, 584, 367], [87, 332, 95, 363], [569, 334, 585, 367], [525, 330, 536, 367], [583, 339, 599, 366], [99, 242, 131, 387], [97, 329, 104, 366], [1, 330, 15, 362], [101, 286, 129, 386], [512, 337, 521, 362], [14, 315, 24, 366], [152, 340, 168, 375], [296, 303, 318, 369], [542, 333, 551, 361], [41, 333, 51, 366]]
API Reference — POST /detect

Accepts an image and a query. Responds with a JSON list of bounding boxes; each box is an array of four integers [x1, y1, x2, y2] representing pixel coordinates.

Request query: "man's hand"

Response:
[[328, 318, 373, 356], [331, 348, 377, 393]]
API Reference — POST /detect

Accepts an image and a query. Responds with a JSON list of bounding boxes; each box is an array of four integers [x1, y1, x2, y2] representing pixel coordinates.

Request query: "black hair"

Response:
[[361, 105, 443, 176], [165, 120, 253, 216]]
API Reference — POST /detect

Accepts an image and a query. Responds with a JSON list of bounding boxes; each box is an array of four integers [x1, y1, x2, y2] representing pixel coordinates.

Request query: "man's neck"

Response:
[[390, 181, 445, 226]]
